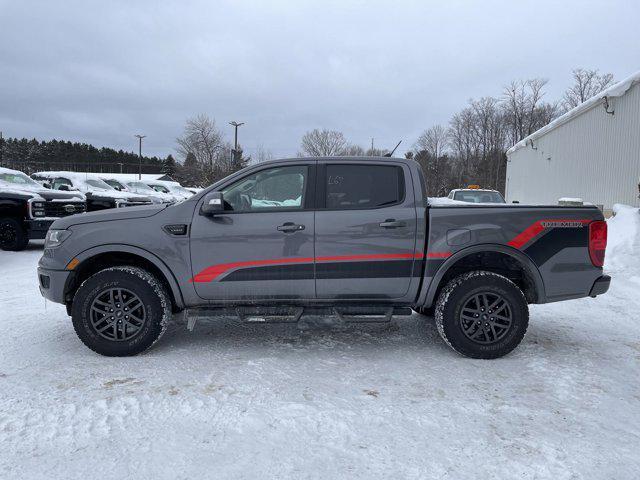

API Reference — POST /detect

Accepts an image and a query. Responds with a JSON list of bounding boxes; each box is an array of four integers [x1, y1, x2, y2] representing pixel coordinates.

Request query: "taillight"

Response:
[[588, 221, 607, 267]]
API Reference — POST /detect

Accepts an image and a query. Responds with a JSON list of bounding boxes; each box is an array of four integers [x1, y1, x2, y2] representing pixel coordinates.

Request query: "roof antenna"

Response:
[[384, 140, 402, 157]]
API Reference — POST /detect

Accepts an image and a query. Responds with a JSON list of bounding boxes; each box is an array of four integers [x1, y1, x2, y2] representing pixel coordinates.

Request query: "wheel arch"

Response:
[[422, 244, 546, 308], [64, 244, 185, 312]]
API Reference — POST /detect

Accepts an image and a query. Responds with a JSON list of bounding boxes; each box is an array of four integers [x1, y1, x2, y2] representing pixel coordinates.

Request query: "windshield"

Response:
[[453, 190, 505, 203], [150, 184, 170, 193], [127, 181, 156, 192], [84, 178, 115, 190], [0, 171, 42, 188], [104, 179, 125, 190]]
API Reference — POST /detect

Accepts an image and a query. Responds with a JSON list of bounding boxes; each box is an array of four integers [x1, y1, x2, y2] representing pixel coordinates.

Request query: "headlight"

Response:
[[45, 229, 72, 248]]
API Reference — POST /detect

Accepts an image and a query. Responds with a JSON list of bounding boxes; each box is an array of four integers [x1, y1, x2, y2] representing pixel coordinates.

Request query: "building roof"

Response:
[[507, 70, 640, 155]]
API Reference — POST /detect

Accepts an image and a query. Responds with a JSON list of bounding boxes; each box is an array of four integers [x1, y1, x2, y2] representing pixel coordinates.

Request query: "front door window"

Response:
[[222, 165, 307, 211]]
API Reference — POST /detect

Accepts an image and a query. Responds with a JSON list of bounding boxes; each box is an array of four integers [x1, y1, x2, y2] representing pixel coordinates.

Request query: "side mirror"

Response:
[[59, 185, 70, 191], [201, 192, 225, 215]]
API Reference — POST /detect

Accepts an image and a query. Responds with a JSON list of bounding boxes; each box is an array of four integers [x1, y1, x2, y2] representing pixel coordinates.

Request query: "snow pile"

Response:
[[605, 204, 640, 278], [427, 196, 467, 205]]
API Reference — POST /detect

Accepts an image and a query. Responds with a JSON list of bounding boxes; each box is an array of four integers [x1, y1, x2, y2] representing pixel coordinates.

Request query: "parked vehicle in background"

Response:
[[146, 180, 194, 200], [32, 172, 153, 211], [99, 176, 177, 204], [448, 186, 506, 204], [38, 156, 610, 359], [0, 167, 86, 251], [185, 187, 203, 195]]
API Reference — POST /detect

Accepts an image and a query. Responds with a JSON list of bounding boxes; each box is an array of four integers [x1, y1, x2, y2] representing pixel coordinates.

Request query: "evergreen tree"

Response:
[[184, 152, 197, 168], [162, 154, 177, 177]]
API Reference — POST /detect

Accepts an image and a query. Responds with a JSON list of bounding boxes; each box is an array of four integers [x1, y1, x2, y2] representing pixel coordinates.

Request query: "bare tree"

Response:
[[174, 115, 249, 186], [300, 129, 348, 156], [343, 144, 366, 156], [253, 144, 274, 164], [413, 125, 451, 195], [562, 68, 615, 110], [502, 78, 559, 145], [176, 114, 224, 167], [415, 125, 447, 159]]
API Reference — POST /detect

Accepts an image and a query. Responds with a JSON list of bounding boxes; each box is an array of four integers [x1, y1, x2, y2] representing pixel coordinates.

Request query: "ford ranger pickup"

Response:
[[37, 157, 610, 358]]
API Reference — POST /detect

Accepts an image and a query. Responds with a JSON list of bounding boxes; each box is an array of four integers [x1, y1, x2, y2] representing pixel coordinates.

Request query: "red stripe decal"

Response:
[[190, 252, 424, 283], [427, 251, 452, 259], [191, 257, 314, 283], [508, 219, 591, 249]]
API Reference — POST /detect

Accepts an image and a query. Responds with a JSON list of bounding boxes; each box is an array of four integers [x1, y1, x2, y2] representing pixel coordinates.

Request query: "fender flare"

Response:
[[72, 244, 185, 309], [420, 244, 546, 307]]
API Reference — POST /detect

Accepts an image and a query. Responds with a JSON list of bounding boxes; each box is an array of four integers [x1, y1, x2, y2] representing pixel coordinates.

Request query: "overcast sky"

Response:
[[1, 0, 639, 159]]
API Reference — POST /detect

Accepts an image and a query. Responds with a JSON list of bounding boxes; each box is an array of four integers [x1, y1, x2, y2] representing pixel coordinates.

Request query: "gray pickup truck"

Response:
[[37, 157, 610, 359]]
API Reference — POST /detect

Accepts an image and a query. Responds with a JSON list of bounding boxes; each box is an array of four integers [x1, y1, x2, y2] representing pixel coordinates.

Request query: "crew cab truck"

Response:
[[32, 171, 153, 211], [37, 157, 610, 358], [0, 167, 86, 251]]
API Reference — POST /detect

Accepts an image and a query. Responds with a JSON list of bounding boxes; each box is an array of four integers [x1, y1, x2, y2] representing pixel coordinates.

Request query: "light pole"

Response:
[[229, 121, 244, 162], [135, 134, 146, 179]]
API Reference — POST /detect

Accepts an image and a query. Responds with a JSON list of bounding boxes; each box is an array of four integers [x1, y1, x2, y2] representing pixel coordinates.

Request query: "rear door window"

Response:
[[325, 164, 404, 210]]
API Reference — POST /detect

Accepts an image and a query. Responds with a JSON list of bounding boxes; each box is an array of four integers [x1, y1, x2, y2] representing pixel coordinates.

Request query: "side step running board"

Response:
[[184, 305, 412, 331]]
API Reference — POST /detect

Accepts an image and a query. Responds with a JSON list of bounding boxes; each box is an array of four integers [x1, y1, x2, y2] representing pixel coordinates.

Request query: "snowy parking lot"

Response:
[[1, 207, 639, 479]]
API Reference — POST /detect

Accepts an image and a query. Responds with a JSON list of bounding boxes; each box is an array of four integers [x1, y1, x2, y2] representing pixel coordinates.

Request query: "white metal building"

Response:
[[505, 71, 640, 214]]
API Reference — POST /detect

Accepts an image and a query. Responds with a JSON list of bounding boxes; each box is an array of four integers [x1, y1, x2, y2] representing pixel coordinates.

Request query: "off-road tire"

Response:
[[71, 266, 171, 356], [0, 217, 29, 251], [434, 271, 529, 359]]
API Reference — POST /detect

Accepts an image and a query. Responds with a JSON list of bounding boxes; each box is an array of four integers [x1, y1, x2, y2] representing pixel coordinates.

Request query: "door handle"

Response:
[[277, 222, 305, 233], [379, 219, 406, 229]]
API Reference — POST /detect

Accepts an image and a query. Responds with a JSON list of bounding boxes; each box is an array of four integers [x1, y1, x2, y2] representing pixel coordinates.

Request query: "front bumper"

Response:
[[589, 275, 611, 297], [26, 219, 55, 240], [37, 267, 71, 305]]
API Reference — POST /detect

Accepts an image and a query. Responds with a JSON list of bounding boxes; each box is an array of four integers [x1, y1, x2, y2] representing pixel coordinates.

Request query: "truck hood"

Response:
[[85, 190, 149, 202], [0, 183, 85, 201], [52, 204, 167, 229]]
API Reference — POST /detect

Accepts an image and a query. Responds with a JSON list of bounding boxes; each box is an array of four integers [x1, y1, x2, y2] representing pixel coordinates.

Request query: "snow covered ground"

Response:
[[1, 208, 639, 479]]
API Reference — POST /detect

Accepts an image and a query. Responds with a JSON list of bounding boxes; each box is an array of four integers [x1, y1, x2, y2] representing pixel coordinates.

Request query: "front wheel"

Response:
[[434, 271, 529, 359], [71, 266, 172, 356], [0, 217, 29, 251]]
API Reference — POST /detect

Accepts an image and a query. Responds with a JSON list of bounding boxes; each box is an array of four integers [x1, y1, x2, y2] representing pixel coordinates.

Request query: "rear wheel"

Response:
[[0, 217, 29, 251], [434, 271, 529, 359], [71, 266, 172, 356]]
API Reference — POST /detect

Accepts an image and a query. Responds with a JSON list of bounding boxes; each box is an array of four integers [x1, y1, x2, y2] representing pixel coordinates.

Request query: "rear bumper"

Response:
[[589, 275, 611, 297], [37, 267, 71, 305]]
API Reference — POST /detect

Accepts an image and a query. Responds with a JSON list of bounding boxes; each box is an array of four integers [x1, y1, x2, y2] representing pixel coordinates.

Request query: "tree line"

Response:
[[0, 137, 167, 175], [297, 68, 615, 196]]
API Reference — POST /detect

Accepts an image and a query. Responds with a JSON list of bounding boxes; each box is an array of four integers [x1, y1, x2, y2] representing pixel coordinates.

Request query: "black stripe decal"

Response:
[[222, 263, 314, 282], [524, 227, 588, 266], [220, 260, 421, 282]]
